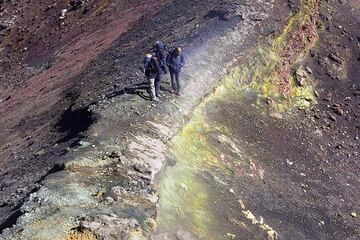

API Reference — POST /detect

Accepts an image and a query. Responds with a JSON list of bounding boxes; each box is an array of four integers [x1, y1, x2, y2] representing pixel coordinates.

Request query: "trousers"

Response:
[[170, 72, 180, 93], [155, 73, 163, 96], [148, 78, 156, 100]]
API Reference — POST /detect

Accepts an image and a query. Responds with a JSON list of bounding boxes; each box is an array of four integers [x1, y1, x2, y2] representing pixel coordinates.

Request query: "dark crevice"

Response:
[[56, 104, 96, 144], [35, 163, 65, 185], [0, 210, 22, 234], [204, 9, 229, 21]]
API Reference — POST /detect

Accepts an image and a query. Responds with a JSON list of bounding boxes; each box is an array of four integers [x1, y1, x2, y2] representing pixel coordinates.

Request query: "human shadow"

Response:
[[106, 81, 151, 101], [106, 78, 174, 101]]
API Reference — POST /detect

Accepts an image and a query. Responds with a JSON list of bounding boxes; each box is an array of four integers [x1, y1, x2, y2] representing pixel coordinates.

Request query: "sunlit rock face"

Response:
[[157, 0, 360, 239]]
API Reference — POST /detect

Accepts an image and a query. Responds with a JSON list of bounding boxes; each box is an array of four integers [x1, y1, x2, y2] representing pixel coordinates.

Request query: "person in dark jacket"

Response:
[[153, 42, 167, 98], [167, 47, 185, 95], [154, 42, 167, 72], [143, 53, 162, 101]]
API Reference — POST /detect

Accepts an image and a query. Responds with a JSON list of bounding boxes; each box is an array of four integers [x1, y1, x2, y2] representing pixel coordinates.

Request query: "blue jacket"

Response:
[[167, 52, 185, 73]]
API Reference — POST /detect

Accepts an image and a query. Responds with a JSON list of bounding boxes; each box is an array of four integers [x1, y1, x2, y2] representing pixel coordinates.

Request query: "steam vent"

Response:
[[0, 0, 359, 239]]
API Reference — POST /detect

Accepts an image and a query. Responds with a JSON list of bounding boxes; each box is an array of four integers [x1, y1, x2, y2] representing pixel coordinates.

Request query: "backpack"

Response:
[[143, 54, 153, 72], [155, 49, 167, 69]]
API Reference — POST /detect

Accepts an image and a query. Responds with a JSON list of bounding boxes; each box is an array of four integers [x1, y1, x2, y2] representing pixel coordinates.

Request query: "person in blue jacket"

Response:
[[167, 47, 185, 95]]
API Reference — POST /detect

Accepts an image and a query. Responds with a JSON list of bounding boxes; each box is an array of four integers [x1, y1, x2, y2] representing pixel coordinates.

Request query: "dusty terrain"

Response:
[[0, 0, 359, 239], [0, 0, 241, 230]]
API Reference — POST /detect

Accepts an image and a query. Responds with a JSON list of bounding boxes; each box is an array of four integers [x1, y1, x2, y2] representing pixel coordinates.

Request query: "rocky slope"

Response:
[[0, 0, 242, 231], [0, 0, 359, 239]]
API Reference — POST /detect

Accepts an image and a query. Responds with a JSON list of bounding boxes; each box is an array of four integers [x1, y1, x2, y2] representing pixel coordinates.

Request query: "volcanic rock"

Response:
[[328, 52, 344, 65]]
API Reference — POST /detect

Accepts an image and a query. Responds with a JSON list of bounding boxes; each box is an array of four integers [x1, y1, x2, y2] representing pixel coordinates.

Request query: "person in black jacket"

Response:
[[143, 53, 162, 101], [167, 47, 185, 95], [153, 42, 167, 98]]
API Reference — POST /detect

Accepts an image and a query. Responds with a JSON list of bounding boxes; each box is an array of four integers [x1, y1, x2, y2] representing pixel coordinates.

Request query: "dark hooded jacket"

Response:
[[154, 43, 167, 74], [145, 56, 162, 79]]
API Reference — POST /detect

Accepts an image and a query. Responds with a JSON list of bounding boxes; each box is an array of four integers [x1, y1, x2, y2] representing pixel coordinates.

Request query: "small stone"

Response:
[[270, 111, 283, 119], [328, 53, 344, 64], [133, 163, 150, 174], [335, 144, 343, 149], [226, 233, 236, 239], [111, 186, 126, 196], [143, 218, 157, 233], [330, 103, 340, 109], [297, 78, 306, 86], [35, 148, 47, 157], [180, 183, 188, 191], [59, 9, 67, 20], [238, 199, 246, 209], [0, 24, 7, 31], [305, 66, 313, 74], [266, 97, 276, 108], [79, 141, 91, 147], [350, 211, 357, 218], [329, 115, 337, 122], [16, 187, 26, 194], [109, 151, 120, 158], [323, 92, 332, 101], [344, 97, 351, 102], [313, 114, 321, 120], [295, 67, 308, 86], [286, 159, 294, 166], [334, 107, 344, 116], [354, 89, 360, 97], [176, 230, 193, 240], [250, 15, 264, 21], [105, 197, 114, 203]]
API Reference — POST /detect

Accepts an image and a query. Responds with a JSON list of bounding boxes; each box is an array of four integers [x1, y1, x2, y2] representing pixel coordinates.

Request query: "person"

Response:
[[143, 53, 162, 101], [167, 47, 185, 95], [153, 41, 167, 98]]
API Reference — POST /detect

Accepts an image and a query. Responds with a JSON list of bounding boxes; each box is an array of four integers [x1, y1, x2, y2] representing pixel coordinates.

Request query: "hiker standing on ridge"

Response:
[[167, 47, 185, 95], [143, 53, 162, 101], [153, 41, 167, 98]]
